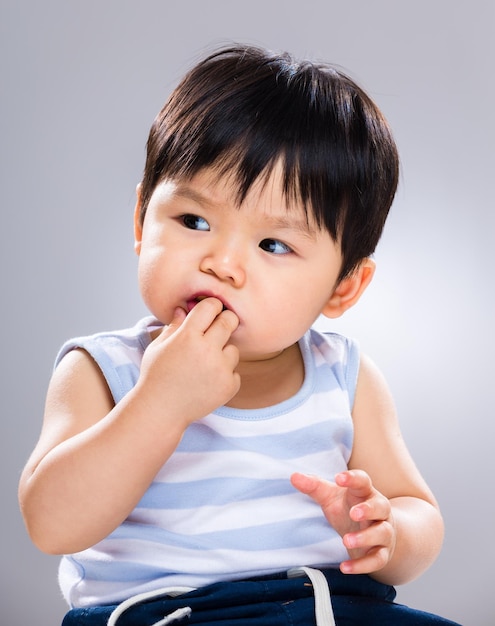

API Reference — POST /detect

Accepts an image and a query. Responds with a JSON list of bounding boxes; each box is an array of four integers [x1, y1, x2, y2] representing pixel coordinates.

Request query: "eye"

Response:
[[259, 238, 292, 255], [181, 214, 210, 231]]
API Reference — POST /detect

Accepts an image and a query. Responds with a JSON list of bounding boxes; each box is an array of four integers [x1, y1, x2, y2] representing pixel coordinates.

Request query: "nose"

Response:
[[199, 241, 246, 286]]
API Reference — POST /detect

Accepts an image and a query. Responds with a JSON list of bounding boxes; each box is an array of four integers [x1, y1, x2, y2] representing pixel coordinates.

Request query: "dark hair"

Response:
[[139, 44, 399, 281]]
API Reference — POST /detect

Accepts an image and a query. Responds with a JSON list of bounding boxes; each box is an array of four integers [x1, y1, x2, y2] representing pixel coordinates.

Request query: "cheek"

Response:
[[269, 282, 333, 336], [255, 297, 316, 345], [137, 264, 154, 309], [137, 253, 164, 305], [274, 272, 331, 314]]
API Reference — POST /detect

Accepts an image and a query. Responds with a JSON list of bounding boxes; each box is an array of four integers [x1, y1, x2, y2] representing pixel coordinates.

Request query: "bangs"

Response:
[[147, 55, 362, 235], [141, 45, 399, 280]]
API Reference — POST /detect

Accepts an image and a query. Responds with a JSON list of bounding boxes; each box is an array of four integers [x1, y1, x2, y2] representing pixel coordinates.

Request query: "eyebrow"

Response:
[[173, 183, 318, 239], [262, 214, 318, 239], [173, 185, 215, 207]]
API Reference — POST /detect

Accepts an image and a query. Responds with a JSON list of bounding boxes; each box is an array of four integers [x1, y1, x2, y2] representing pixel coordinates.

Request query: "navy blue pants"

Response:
[[62, 569, 462, 625]]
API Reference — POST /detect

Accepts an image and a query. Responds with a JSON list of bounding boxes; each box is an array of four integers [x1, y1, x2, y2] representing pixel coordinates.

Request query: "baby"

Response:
[[19, 44, 460, 626]]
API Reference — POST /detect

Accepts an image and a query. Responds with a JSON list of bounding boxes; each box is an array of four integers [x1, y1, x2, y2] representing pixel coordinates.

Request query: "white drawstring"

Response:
[[288, 567, 336, 626], [150, 606, 192, 625], [107, 586, 194, 626]]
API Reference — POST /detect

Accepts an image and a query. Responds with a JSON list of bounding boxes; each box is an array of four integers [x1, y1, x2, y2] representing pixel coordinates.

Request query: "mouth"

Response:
[[186, 294, 230, 313]]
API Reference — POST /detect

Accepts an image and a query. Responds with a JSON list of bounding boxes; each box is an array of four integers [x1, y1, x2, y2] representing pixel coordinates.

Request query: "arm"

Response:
[[292, 353, 444, 586], [18, 299, 239, 555]]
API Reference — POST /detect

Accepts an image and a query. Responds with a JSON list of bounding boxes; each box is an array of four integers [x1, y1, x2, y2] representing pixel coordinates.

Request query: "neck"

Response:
[[226, 342, 304, 409]]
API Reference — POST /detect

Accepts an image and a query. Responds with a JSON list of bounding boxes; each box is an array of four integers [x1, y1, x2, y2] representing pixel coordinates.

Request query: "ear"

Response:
[[133, 183, 143, 256], [322, 258, 375, 319]]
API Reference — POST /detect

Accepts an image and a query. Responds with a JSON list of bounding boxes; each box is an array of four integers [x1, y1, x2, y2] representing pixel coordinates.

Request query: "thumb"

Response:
[[170, 306, 187, 328], [159, 307, 187, 340], [290, 472, 339, 507], [291, 472, 320, 495]]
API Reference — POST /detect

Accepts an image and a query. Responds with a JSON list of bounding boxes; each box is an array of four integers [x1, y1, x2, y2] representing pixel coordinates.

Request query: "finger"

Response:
[[290, 473, 338, 508], [204, 308, 240, 346], [220, 344, 241, 376], [229, 369, 242, 397], [184, 297, 225, 329], [335, 470, 373, 498], [340, 544, 391, 575], [170, 306, 187, 328], [349, 494, 391, 523], [343, 520, 394, 553], [156, 307, 187, 341], [291, 472, 320, 494], [185, 298, 239, 341]]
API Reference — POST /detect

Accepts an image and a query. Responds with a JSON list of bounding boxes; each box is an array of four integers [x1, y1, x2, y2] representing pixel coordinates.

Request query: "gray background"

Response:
[[2, 1, 493, 624]]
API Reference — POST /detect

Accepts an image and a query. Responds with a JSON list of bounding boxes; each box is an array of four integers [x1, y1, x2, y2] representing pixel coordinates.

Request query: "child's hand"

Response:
[[291, 470, 396, 576], [138, 297, 240, 425]]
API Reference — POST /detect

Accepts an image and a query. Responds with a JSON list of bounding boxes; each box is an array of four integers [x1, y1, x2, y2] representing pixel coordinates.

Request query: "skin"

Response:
[[18, 166, 444, 586]]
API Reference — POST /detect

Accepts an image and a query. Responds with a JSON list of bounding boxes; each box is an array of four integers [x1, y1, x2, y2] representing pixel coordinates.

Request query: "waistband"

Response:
[[105, 567, 396, 626]]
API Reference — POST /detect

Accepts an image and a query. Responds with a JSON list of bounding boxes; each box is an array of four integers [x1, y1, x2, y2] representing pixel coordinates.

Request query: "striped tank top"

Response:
[[55, 316, 359, 608]]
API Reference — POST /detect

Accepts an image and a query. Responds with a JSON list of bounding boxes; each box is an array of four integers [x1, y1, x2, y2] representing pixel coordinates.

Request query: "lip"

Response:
[[185, 292, 234, 315]]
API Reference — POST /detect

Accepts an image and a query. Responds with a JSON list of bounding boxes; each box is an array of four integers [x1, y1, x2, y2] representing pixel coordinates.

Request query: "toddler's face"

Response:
[[134, 166, 343, 362]]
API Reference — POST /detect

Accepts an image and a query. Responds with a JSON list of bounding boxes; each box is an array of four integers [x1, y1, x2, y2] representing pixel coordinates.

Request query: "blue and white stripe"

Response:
[[56, 317, 359, 608]]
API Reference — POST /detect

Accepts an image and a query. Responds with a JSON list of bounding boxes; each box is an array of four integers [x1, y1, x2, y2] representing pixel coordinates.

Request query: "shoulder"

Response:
[[352, 353, 398, 437], [54, 316, 161, 404], [355, 353, 394, 402], [54, 316, 159, 369], [307, 327, 361, 404]]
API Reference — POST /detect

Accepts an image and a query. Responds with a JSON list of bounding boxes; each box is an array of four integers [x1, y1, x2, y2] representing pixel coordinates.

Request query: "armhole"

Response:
[[55, 340, 127, 405], [344, 337, 361, 410], [53, 317, 155, 406]]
